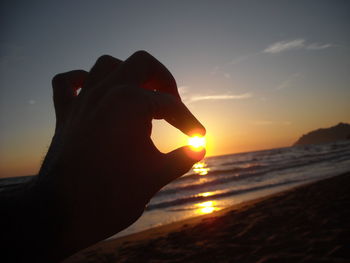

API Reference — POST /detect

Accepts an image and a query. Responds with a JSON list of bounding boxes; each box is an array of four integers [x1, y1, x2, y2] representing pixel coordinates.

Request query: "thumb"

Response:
[[159, 146, 206, 187]]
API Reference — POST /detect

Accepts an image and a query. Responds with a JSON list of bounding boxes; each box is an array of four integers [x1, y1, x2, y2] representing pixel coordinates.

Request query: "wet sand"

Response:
[[64, 173, 350, 263]]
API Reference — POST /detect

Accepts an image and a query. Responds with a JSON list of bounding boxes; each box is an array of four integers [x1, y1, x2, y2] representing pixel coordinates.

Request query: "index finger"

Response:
[[147, 90, 206, 136], [109, 50, 180, 99]]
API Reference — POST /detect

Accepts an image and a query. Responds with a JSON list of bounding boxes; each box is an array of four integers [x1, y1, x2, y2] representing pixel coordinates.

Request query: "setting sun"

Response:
[[188, 136, 206, 151]]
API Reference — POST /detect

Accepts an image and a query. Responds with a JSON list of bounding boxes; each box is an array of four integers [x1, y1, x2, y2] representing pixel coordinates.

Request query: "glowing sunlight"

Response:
[[197, 191, 214, 197], [193, 161, 210, 175], [188, 135, 206, 151], [195, 201, 218, 214]]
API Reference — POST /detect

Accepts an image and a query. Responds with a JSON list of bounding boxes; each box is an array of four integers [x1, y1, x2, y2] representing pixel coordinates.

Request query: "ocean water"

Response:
[[1, 141, 350, 239], [115, 140, 350, 238]]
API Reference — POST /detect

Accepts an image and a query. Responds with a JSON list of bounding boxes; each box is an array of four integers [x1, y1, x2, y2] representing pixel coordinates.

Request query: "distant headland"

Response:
[[294, 122, 350, 146]]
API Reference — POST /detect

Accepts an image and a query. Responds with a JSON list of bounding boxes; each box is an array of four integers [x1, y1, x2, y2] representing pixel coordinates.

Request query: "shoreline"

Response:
[[64, 172, 350, 262]]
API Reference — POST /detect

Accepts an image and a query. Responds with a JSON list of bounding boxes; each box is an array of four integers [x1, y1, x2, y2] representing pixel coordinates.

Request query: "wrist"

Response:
[[1, 176, 64, 262]]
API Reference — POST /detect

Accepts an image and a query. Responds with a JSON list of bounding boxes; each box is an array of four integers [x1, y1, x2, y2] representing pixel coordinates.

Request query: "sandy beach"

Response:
[[64, 173, 350, 263]]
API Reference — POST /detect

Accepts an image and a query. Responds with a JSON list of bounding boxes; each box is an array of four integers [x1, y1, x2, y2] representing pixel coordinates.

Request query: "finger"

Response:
[[157, 146, 206, 187], [84, 55, 122, 91], [52, 70, 88, 123], [148, 90, 206, 136], [109, 50, 180, 99]]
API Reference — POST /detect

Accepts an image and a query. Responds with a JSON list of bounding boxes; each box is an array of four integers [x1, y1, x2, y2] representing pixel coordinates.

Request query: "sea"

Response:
[[1, 140, 350, 239]]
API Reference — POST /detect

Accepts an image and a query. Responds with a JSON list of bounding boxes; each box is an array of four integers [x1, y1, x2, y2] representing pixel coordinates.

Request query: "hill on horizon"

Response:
[[294, 122, 350, 146]]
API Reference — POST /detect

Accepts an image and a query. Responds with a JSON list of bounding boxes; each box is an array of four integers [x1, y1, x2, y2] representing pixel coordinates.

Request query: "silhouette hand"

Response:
[[42, 51, 205, 258]]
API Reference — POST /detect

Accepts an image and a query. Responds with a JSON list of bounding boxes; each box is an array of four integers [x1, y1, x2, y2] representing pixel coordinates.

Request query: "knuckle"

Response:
[[96, 54, 115, 65], [132, 50, 153, 60], [51, 73, 65, 88]]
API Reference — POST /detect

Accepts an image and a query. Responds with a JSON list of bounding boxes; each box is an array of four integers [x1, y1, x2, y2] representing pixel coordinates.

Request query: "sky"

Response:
[[0, 0, 349, 177]]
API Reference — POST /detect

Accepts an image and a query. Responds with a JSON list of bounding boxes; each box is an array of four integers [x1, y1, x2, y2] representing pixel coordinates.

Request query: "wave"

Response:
[[0, 176, 34, 192], [158, 151, 350, 196], [147, 178, 309, 211], [175, 164, 265, 182]]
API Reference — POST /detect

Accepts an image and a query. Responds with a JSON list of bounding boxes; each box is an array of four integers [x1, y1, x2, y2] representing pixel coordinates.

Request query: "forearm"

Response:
[[0, 176, 63, 262]]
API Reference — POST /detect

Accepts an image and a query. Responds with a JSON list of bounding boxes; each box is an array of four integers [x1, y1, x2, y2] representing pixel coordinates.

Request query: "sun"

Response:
[[188, 135, 206, 151]]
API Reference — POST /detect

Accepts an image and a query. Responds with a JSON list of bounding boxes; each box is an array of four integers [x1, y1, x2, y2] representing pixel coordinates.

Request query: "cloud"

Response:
[[178, 85, 252, 104], [283, 121, 292, 126], [188, 92, 252, 103], [306, 43, 333, 50], [28, 100, 36, 105], [250, 120, 273, 126], [275, 73, 300, 90], [224, 73, 231, 79], [276, 79, 290, 90], [264, 39, 333, 54], [228, 55, 250, 65], [264, 39, 305, 54], [250, 120, 292, 126], [210, 66, 232, 79], [178, 85, 189, 95], [210, 66, 220, 75], [210, 53, 257, 79]]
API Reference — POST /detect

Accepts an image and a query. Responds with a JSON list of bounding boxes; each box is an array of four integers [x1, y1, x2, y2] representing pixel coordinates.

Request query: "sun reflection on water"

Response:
[[195, 201, 218, 214], [193, 161, 210, 175], [197, 191, 214, 197]]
